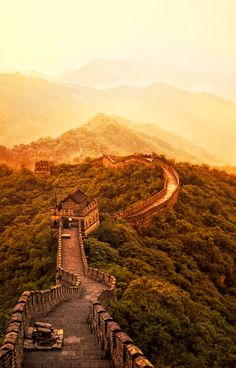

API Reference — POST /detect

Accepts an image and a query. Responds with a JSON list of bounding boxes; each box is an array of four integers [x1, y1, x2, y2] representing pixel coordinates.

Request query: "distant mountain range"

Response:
[[0, 114, 222, 169], [0, 72, 236, 164], [23, 69, 50, 80], [58, 58, 236, 103], [0, 73, 91, 147]]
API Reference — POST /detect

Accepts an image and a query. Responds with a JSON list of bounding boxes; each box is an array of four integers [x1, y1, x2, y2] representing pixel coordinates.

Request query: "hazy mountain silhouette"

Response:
[[58, 58, 236, 102], [0, 73, 93, 146], [0, 114, 222, 169], [22, 69, 50, 80], [1, 73, 236, 164], [78, 83, 236, 164]]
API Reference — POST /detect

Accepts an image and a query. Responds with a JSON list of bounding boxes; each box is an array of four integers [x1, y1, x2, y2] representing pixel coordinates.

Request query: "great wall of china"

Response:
[[0, 154, 180, 368]]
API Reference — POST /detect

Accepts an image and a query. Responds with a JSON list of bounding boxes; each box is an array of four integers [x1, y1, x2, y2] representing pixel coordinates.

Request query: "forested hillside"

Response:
[[1, 73, 236, 165], [0, 159, 235, 367], [0, 161, 163, 341], [86, 162, 236, 367], [0, 165, 56, 340]]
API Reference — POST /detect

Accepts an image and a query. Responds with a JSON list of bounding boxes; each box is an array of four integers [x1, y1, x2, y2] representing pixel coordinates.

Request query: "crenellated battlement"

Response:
[[0, 224, 81, 368], [103, 154, 179, 225], [89, 300, 154, 368], [76, 217, 154, 368], [0, 153, 179, 368], [0, 283, 81, 367]]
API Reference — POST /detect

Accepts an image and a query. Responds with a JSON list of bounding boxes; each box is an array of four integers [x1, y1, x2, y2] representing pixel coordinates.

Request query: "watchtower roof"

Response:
[[61, 189, 88, 204]]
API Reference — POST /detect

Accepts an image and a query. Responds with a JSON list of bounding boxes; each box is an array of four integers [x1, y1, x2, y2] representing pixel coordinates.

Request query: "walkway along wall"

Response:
[[0, 153, 179, 368], [0, 221, 81, 368], [103, 154, 180, 225], [77, 222, 154, 368]]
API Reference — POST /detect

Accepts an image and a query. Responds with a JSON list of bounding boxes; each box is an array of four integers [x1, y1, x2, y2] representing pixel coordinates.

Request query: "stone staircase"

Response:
[[0, 154, 180, 368], [23, 228, 110, 368]]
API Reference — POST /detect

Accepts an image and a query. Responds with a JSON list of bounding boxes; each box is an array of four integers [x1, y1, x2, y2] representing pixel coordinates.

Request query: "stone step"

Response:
[[24, 228, 110, 368]]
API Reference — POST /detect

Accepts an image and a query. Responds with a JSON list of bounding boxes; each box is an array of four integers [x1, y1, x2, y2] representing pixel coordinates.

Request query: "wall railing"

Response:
[[77, 221, 154, 368], [0, 222, 81, 368], [0, 154, 179, 368], [104, 154, 179, 223]]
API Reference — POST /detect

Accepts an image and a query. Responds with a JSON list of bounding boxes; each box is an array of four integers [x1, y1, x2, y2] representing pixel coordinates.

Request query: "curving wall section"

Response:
[[77, 222, 155, 368], [103, 154, 179, 224], [82, 154, 180, 367], [0, 154, 179, 368]]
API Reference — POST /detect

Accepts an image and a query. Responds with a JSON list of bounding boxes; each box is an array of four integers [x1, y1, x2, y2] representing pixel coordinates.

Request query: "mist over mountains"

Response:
[[0, 113, 222, 169], [58, 58, 236, 103], [0, 68, 236, 165]]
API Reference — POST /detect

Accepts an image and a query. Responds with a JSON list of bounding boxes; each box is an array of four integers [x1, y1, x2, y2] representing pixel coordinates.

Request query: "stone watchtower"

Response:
[[35, 160, 55, 175], [51, 188, 100, 236]]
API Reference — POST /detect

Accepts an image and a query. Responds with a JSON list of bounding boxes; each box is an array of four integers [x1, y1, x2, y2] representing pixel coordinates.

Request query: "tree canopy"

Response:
[[0, 158, 235, 367]]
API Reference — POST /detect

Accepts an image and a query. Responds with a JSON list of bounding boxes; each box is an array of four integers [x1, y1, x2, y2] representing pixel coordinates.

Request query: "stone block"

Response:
[[13, 303, 25, 314], [34, 322, 53, 330], [3, 332, 18, 345], [6, 322, 21, 334], [134, 356, 154, 368]]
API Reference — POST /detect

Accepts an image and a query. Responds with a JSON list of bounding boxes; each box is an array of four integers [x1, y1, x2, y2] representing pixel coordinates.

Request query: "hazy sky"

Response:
[[1, 0, 236, 74]]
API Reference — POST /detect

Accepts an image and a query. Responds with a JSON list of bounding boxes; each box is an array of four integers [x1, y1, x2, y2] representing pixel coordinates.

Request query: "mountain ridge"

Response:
[[58, 58, 236, 102], [0, 73, 236, 164], [0, 114, 222, 169]]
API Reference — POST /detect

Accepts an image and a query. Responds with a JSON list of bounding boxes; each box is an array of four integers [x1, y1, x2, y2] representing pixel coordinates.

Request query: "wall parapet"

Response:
[[78, 221, 116, 294], [0, 153, 179, 368], [83, 153, 180, 367], [88, 299, 154, 368], [77, 222, 154, 367], [103, 154, 179, 224], [0, 284, 81, 368], [0, 223, 81, 368]]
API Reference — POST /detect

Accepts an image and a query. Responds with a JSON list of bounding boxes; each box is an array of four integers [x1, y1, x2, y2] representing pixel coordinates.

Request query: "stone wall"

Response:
[[82, 153, 180, 367], [0, 222, 81, 368], [77, 222, 154, 368], [103, 154, 180, 224], [0, 153, 179, 368], [34, 161, 55, 175], [89, 300, 154, 368], [0, 284, 81, 368]]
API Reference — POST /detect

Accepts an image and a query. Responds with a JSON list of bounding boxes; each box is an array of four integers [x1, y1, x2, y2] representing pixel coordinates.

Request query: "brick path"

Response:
[[23, 228, 110, 368], [137, 167, 178, 215]]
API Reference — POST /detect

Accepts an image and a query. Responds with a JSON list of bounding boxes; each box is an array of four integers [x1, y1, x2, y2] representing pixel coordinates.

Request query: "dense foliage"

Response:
[[51, 161, 164, 212], [0, 161, 162, 343], [0, 158, 235, 367], [0, 165, 57, 342], [84, 162, 236, 367]]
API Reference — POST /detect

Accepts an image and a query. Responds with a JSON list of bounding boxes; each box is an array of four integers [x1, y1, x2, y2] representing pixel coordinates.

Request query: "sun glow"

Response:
[[0, 0, 236, 74]]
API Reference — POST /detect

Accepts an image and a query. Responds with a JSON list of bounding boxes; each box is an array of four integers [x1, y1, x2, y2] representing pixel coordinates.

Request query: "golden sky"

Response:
[[0, 0, 236, 74]]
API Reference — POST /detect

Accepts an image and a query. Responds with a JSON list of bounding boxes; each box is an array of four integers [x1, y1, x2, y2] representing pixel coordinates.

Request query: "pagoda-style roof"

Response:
[[61, 189, 88, 205]]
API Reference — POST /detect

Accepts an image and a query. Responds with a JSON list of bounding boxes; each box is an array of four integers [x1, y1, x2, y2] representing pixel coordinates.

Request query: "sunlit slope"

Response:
[[0, 114, 220, 169], [87, 83, 236, 163], [1, 73, 236, 164]]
